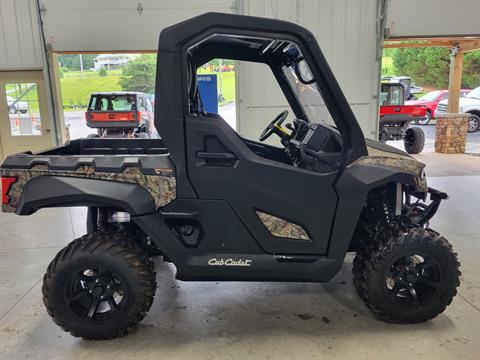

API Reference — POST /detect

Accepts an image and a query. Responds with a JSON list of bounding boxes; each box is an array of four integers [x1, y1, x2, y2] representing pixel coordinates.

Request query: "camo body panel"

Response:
[[349, 145, 427, 192], [1, 164, 176, 213], [256, 211, 309, 240]]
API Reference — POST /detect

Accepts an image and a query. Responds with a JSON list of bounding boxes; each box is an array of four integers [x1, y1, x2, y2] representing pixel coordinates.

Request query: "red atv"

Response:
[[85, 92, 155, 138], [379, 83, 427, 154]]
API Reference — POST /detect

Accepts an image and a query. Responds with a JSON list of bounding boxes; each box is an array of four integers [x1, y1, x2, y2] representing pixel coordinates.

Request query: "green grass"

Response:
[[197, 69, 235, 106], [60, 70, 122, 110], [58, 68, 236, 110], [217, 72, 235, 105]]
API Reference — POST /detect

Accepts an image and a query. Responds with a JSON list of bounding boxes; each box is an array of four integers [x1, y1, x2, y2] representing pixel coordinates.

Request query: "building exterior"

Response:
[[93, 54, 136, 71]]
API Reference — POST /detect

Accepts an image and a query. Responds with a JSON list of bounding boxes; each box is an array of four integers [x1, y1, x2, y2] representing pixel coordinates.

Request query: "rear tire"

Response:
[[353, 227, 460, 323], [467, 114, 479, 133], [404, 127, 425, 154], [42, 231, 156, 340]]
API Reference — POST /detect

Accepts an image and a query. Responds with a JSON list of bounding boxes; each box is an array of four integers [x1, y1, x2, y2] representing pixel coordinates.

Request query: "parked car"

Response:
[[6, 96, 28, 114], [379, 83, 427, 154], [390, 76, 423, 100], [406, 89, 470, 125], [435, 86, 480, 132], [85, 92, 156, 138]]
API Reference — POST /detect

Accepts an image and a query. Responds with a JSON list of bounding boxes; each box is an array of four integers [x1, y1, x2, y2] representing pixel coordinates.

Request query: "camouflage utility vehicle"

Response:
[[0, 13, 460, 340]]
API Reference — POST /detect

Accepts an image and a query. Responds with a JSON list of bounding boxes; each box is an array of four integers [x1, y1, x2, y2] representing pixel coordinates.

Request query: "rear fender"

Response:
[[15, 176, 157, 215]]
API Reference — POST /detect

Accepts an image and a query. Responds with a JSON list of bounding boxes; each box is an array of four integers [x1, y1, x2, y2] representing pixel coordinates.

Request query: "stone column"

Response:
[[434, 113, 468, 154]]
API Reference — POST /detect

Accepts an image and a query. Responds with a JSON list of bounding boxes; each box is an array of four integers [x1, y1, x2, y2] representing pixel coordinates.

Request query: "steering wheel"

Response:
[[259, 110, 290, 142]]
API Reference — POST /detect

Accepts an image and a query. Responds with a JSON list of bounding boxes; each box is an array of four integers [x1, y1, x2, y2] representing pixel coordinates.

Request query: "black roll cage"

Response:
[[155, 12, 368, 198]]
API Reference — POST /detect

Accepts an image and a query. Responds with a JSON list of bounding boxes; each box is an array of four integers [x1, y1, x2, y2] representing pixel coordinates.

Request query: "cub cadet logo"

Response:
[[208, 258, 252, 267]]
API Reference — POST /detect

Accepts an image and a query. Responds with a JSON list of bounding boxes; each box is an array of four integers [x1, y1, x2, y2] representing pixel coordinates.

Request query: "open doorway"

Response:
[[381, 43, 480, 154], [57, 53, 237, 139]]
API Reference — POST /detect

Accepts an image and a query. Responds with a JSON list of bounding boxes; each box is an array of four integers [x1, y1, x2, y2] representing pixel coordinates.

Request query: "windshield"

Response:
[[419, 91, 441, 102], [466, 87, 480, 99], [88, 94, 137, 111], [281, 47, 335, 127]]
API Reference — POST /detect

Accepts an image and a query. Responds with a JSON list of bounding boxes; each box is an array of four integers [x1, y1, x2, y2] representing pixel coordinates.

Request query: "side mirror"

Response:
[[295, 58, 315, 84]]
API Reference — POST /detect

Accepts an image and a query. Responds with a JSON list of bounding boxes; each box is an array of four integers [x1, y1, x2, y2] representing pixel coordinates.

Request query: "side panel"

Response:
[[133, 203, 340, 282], [185, 115, 338, 255]]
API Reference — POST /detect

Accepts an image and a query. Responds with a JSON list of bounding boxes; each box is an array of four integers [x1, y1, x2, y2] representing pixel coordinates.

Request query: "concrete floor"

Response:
[[0, 153, 479, 359]]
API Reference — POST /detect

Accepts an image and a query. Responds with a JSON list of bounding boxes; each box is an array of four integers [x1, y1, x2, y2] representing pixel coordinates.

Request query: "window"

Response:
[[196, 59, 293, 143], [380, 85, 403, 106], [5, 82, 42, 136], [145, 98, 153, 112], [189, 35, 338, 147], [88, 94, 137, 111], [138, 96, 146, 111]]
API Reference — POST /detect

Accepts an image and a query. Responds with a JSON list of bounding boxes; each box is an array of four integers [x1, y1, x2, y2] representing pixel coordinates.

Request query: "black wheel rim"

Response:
[[404, 131, 415, 148], [384, 253, 442, 306], [65, 267, 126, 321]]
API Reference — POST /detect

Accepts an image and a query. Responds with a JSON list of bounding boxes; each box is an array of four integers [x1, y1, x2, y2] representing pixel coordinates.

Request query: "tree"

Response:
[[392, 47, 450, 88], [58, 54, 96, 71], [463, 51, 480, 89], [389, 47, 479, 89], [119, 54, 157, 93]]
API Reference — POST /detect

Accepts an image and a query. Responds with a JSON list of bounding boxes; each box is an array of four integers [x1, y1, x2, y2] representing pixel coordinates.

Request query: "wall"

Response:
[[39, 0, 236, 52], [237, 0, 382, 140], [0, 0, 44, 69]]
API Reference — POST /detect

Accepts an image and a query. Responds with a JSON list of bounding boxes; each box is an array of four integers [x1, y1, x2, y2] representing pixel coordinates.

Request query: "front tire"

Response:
[[353, 227, 460, 323], [404, 127, 425, 154], [42, 232, 156, 340]]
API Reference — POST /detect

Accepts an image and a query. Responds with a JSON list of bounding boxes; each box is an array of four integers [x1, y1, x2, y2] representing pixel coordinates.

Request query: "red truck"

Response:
[[379, 83, 427, 154]]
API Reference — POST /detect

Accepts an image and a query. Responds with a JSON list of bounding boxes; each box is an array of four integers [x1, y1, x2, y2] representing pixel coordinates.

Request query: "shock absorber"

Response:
[[383, 201, 394, 223]]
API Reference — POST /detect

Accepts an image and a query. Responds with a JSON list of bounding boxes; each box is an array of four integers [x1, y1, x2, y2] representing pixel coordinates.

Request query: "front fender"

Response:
[[327, 164, 422, 270], [16, 176, 156, 215]]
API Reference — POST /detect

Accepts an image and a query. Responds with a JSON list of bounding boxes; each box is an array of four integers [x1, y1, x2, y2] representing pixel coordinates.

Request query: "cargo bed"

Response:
[[0, 138, 175, 214]]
